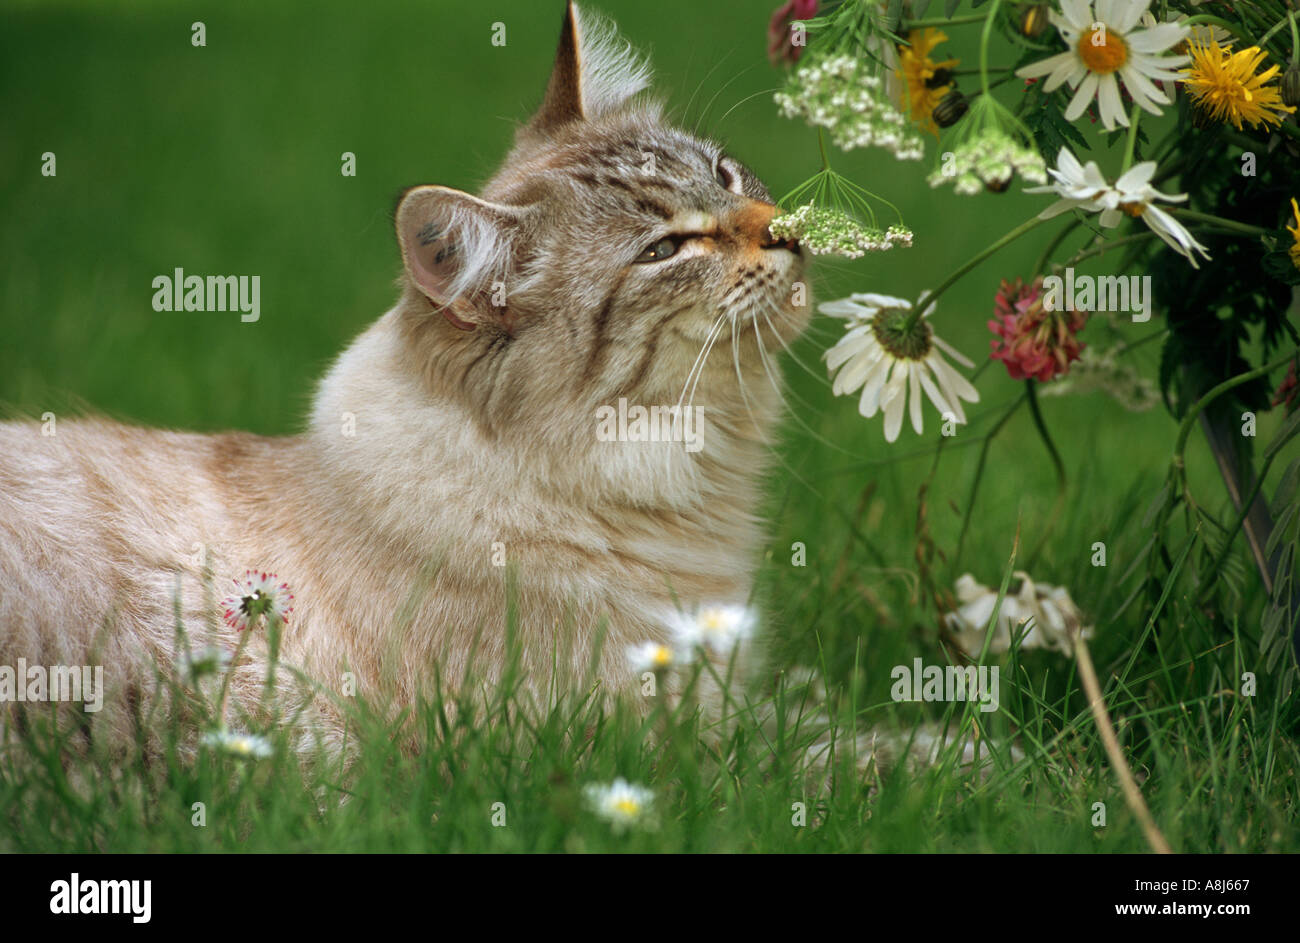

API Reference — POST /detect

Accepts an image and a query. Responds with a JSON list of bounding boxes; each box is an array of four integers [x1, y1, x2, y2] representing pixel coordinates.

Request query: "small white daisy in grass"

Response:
[[820, 293, 979, 442], [1027, 148, 1211, 267], [584, 778, 655, 833], [665, 603, 757, 656], [221, 570, 294, 632], [1016, 0, 1189, 131], [625, 640, 676, 675], [200, 729, 274, 760]]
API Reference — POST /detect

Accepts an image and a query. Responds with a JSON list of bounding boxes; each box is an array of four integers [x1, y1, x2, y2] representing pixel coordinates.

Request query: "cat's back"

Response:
[[0, 418, 286, 655]]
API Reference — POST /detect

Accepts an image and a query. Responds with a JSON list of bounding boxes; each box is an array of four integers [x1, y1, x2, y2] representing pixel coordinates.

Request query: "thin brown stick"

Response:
[[1072, 629, 1173, 854]]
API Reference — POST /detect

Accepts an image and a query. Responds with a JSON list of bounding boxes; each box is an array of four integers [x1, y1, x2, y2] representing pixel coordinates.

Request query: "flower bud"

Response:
[[1282, 62, 1300, 109], [1019, 4, 1051, 39]]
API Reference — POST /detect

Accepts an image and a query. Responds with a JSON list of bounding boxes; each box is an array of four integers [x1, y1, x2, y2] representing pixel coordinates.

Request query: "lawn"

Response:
[[1, 0, 1297, 853]]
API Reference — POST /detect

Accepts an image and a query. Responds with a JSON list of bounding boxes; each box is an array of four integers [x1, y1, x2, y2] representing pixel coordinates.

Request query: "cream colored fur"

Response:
[[0, 3, 809, 754]]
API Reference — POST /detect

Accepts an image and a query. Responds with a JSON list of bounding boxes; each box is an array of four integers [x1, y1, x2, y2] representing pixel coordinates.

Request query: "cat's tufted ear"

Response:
[[395, 185, 523, 331], [529, 1, 652, 132]]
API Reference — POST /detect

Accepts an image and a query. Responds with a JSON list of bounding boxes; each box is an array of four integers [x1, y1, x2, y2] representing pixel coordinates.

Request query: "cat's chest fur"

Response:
[[277, 308, 775, 704]]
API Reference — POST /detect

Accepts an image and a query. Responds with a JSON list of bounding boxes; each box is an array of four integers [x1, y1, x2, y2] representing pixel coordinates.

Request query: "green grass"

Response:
[[1, 0, 1298, 852]]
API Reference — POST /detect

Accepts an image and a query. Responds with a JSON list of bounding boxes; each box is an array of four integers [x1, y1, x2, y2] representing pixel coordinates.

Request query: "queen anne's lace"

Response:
[[769, 205, 913, 259], [775, 54, 926, 160], [928, 128, 1047, 195]]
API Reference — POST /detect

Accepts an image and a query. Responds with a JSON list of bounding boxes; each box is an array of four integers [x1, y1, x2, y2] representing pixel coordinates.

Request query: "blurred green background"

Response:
[[0, 0, 1262, 668]]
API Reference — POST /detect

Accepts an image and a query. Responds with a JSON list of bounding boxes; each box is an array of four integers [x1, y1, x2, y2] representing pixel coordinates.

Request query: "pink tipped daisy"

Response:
[[222, 570, 294, 632]]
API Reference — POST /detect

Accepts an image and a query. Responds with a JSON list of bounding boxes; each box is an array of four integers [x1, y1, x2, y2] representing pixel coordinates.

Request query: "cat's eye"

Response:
[[636, 236, 680, 263]]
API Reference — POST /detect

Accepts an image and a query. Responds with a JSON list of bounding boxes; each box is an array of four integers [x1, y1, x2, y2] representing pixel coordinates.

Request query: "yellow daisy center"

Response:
[[651, 645, 671, 667], [613, 798, 641, 816], [1078, 25, 1127, 74]]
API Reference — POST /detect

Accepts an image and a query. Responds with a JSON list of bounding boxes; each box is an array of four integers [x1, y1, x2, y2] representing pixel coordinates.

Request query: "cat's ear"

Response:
[[395, 185, 522, 331], [530, 2, 651, 131]]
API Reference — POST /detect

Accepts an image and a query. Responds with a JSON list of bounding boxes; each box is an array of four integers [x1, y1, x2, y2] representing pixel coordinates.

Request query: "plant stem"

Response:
[[904, 13, 989, 28], [1065, 231, 1159, 267], [907, 213, 1050, 328], [1168, 208, 1270, 237], [955, 392, 1027, 566], [1024, 379, 1066, 570], [1120, 105, 1142, 173], [1072, 626, 1174, 853], [1257, 13, 1292, 48], [979, 0, 1003, 98], [1033, 219, 1082, 277], [1172, 350, 1298, 475]]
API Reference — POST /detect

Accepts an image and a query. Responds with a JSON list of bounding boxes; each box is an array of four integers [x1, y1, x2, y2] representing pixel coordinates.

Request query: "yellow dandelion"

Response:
[[1287, 198, 1300, 272], [896, 28, 958, 135], [1181, 41, 1296, 130]]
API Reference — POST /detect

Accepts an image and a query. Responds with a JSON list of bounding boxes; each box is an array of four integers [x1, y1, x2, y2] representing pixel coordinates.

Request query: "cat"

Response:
[[0, 2, 811, 754]]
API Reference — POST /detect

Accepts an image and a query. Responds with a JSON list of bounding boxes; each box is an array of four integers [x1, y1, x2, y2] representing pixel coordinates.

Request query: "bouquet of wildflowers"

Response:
[[767, 0, 1300, 673]]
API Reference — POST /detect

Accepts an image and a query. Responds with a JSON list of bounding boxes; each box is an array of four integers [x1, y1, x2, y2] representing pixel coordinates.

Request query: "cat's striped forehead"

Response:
[[489, 116, 770, 226]]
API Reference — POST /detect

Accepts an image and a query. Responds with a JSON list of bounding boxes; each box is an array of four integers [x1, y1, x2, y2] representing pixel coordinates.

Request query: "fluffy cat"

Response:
[[0, 2, 809, 752]]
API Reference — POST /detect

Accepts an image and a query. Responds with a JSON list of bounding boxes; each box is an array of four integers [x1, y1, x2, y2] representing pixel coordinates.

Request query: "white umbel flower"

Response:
[[584, 778, 655, 833], [775, 54, 926, 160], [769, 204, 912, 258], [821, 293, 980, 442], [927, 128, 1047, 195], [1016, 0, 1190, 130], [1028, 148, 1211, 267]]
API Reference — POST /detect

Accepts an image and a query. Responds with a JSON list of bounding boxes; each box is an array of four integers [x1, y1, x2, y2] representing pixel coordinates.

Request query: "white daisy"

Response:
[[665, 603, 756, 656], [820, 293, 980, 442], [1027, 148, 1211, 267], [200, 729, 274, 759], [1016, 0, 1190, 130], [584, 778, 655, 833], [221, 570, 294, 632], [944, 572, 1093, 657], [625, 640, 676, 675]]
